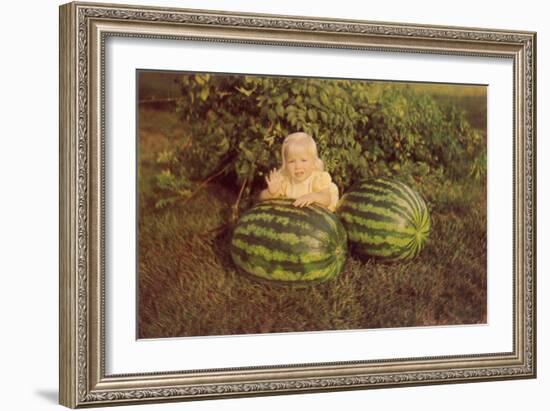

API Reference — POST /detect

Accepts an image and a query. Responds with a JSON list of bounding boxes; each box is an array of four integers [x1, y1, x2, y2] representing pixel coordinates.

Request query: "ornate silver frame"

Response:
[[59, 1, 536, 408]]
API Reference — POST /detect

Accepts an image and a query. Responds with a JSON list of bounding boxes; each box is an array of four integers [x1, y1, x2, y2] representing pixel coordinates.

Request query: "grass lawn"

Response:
[[137, 108, 487, 339]]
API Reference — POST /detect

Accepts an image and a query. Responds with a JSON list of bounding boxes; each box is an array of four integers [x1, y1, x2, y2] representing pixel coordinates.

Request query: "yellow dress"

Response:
[[276, 170, 339, 211]]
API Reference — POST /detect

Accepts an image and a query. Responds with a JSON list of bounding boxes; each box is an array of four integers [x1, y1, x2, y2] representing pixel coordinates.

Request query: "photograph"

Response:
[[58, 2, 536, 407], [137, 70, 488, 339]]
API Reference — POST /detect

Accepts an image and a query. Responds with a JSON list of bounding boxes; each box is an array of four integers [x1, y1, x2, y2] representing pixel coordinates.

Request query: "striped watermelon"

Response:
[[231, 198, 347, 283], [337, 178, 430, 260]]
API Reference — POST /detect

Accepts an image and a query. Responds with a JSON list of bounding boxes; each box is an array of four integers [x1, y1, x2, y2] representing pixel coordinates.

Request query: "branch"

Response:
[[139, 97, 179, 105], [181, 163, 231, 206], [231, 179, 248, 222]]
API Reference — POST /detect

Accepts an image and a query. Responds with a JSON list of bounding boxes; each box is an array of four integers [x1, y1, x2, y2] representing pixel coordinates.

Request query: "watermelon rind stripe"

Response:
[[395, 180, 429, 225], [343, 187, 413, 207], [346, 228, 416, 247], [233, 222, 324, 251], [337, 178, 430, 260], [231, 198, 347, 282], [355, 178, 429, 229], [355, 244, 400, 259], [364, 178, 421, 220], [393, 180, 424, 219], [230, 243, 333, 274], [232, 252, 314, 281], [378, 180, 420, 213], [238, 210, 330, 243], [253, 202, 311, 218], [358, 237, 420, 259], [338, 198, 414, 227], [230, 246, 336, 281], [299, 261, 339, 282], [342, 190, 416, 221], [336, 218, 348, 246], [338, 210, 416, 236], [231, 233, 330, 265], [306, 204, 340, 236]]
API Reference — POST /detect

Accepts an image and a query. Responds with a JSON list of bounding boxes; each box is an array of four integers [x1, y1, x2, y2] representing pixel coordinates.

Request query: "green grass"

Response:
[[138, 182, 486, 337], [137, 108, 487, 338]]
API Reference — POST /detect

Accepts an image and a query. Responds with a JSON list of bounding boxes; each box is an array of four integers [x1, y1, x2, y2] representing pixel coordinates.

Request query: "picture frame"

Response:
[[59, 1, 536, 408]]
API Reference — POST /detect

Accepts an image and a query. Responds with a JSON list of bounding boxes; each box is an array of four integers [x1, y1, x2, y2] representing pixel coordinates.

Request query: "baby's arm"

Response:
[[293, 189, 331, 208], [294, 172, 338, 210], [259, 188, 275, 200]]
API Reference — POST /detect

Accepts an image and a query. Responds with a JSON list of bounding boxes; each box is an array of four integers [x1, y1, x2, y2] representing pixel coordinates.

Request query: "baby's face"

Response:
[[285, 144, 315, 183]]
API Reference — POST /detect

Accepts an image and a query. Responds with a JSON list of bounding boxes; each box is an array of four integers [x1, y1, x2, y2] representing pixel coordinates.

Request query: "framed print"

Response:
[[59, 1, 537, 408]]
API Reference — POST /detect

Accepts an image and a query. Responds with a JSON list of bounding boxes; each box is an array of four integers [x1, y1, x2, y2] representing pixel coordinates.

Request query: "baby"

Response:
[[259, 132, 339, 211]]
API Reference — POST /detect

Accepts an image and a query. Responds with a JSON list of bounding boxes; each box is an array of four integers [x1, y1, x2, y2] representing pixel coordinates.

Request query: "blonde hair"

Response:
[[280, 132, 324, 174]]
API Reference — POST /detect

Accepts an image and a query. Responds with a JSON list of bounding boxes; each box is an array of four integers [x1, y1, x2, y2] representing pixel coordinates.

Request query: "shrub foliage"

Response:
[[155, 74, 485, 208]]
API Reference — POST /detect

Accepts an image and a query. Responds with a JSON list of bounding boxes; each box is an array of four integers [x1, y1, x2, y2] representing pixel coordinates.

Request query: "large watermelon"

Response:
[[337, 178, 430, 260], [231, 198, 347, 283]]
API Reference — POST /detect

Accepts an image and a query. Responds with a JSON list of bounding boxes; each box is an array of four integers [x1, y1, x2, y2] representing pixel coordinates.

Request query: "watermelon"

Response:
[[337, 178, 430, 260], [230, 198, 348, 283]]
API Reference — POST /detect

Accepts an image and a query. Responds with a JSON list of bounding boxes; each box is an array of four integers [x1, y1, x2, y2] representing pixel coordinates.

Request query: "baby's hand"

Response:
[[293, 193, 318, 208], [266, 168, 284, 195]]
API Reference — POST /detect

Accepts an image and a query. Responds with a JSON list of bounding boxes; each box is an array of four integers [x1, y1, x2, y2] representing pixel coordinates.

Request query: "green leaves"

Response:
[[161, 74, 484, 207], [235, 86, 255, 97], [154, 169, 193, 208], [199, 87, 209, 101]]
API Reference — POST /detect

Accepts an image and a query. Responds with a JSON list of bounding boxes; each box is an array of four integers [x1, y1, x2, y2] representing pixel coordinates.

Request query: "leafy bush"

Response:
[[156, 74, 485, 208]]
